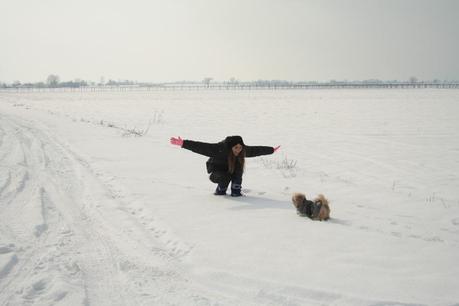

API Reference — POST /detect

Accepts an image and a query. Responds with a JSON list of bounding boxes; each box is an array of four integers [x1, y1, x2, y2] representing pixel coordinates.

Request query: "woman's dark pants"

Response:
[[209, 170, 242, 196]]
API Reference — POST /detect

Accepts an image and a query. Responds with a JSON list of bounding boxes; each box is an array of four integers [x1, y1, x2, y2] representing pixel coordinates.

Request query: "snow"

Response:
[[1, 89, 459, 305]]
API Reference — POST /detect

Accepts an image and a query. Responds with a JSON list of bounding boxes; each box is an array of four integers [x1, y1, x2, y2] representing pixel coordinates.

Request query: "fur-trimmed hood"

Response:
[[223, 136, 245, 150]]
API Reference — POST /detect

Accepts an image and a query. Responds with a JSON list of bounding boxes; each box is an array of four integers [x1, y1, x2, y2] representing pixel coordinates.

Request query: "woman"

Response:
[[170, 135, 280, 196]]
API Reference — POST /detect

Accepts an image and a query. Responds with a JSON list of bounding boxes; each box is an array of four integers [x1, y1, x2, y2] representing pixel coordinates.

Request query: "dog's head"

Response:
[[292, 193, 306, 209]]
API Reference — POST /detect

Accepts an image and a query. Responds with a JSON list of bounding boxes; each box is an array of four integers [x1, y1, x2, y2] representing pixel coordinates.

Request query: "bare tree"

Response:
[[202, 77, 213, 88], [47, 74, 60, 87]]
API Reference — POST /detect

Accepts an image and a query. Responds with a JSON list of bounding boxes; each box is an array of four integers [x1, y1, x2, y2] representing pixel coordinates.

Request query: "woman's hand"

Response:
[[170, 136, 184, 147], [273, 145, 281, 153]]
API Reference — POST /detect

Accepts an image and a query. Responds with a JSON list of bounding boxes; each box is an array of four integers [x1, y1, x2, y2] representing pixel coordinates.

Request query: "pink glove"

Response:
[[170, 136, 184, 147], [273, 145, 281, 153]]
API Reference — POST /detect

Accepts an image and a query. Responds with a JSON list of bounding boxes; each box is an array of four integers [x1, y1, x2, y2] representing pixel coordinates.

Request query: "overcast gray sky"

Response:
[[1, 0, 458, 83]]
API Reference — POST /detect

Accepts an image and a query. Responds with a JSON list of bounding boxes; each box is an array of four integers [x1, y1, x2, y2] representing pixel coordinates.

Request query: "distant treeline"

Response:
[[0, 77, 139, 89], [0, 80, 90, 89], [1, 75, 458, 89]]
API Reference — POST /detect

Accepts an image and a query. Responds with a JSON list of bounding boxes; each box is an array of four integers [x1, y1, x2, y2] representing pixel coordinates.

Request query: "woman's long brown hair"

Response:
[[227, 147, 245, 174]]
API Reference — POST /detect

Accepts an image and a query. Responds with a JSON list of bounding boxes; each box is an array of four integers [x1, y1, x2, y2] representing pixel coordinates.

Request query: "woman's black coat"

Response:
[[182, 138, 274, 173]]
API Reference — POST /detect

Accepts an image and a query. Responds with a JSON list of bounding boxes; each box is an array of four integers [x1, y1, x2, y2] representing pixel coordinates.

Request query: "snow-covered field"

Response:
[[1, 89, 459, 306]]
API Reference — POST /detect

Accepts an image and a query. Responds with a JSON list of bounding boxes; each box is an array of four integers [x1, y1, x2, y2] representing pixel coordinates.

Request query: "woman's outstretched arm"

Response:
[[170, 136, 221, 157], [245, 145, 280, 157]]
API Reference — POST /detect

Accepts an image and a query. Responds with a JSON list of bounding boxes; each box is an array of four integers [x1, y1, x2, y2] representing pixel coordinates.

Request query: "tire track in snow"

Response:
[[0, 114, 226, 305], [0, 115, 134, 305], [0, 115, 88, 304], [0, 170, 12, 197]]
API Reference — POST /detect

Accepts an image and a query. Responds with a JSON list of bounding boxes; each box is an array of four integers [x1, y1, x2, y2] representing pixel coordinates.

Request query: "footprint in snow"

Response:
[[0, 244, 15, 254]]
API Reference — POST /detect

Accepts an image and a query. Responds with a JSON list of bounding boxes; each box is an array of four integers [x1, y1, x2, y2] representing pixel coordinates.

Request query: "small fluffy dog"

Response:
[[291, 193, 330, 221]]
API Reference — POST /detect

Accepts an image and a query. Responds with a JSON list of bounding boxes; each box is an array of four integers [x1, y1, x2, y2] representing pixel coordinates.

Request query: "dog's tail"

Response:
[[314, 194, 330, 220], [315, 194, 328, 206]]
